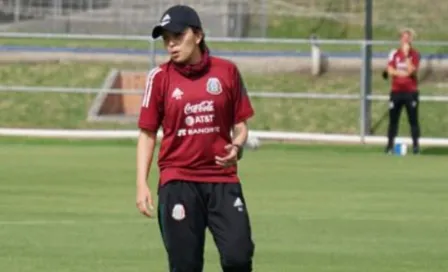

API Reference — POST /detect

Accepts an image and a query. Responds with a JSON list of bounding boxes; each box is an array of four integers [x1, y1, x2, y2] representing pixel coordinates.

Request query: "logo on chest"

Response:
[[176, 100, 220, 137], [183, 100, 215, 127], [184, 100, 214, 115], [206, 77, 222, 95], [171, 88, 184, 100]]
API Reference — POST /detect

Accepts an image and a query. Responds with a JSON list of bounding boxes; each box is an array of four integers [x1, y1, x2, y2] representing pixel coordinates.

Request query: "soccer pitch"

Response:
[[1, 138, 448, 272]]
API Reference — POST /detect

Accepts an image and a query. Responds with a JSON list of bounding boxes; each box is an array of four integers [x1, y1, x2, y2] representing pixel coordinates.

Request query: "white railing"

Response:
[[2, 128, 448, 147]]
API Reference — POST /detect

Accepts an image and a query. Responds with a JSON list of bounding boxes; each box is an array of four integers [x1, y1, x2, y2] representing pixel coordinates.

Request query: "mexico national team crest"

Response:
[[172, 204, 185, 221], [206, 77, 222, 95]]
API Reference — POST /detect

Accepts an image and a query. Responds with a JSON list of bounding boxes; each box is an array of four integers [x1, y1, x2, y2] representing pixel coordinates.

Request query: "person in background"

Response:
[[383, 28, 421, 154]]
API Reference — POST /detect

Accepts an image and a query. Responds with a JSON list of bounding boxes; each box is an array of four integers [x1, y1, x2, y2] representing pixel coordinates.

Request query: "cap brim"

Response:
[[151, 23, 187, 39]]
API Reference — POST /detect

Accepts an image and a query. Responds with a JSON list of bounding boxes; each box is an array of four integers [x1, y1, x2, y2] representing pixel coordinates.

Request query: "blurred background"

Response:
[[1, 0, 448, 142]]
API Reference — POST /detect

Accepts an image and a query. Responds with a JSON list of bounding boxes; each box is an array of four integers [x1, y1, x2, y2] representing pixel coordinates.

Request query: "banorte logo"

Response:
[[184, 100, 214, 115]]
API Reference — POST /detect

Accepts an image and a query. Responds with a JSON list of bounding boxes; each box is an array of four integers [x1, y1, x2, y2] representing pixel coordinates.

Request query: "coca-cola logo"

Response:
[[184, 100, 214, 115]]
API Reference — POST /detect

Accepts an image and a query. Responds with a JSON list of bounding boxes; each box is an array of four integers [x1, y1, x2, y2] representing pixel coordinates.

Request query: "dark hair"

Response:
[[192, 27, 207, 52]]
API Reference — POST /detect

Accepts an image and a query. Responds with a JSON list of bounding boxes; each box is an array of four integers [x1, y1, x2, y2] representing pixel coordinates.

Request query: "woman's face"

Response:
[[400, 32, 412, 45], [162, 28, 202, 63]]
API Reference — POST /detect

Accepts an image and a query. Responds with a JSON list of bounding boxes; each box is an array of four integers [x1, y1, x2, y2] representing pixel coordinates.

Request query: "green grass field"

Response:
[[282, 0, 448, 39], [1, 138, 448, 271], [1, 62, 447, 136]]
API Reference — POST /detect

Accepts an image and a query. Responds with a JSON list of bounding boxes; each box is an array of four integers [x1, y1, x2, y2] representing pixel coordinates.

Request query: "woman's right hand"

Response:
[[136, 183, 155, 218], [136, 130, 157, 218]]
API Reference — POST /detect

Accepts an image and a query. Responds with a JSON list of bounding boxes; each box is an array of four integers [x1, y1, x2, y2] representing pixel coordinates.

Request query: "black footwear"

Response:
[[413, 146, 420, 154], [385, 146, 393, 154]]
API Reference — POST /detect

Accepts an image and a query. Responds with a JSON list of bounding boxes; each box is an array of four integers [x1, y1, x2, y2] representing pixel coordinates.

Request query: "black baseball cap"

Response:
[[151, 5, 202, 39]]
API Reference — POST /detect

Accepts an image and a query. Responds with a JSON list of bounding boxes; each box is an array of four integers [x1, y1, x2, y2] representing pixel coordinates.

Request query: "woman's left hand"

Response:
[[215, 144, 239, 168]]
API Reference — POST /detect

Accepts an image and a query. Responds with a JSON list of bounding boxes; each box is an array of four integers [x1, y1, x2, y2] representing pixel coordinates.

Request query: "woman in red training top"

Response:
[[384, 28, 421, 154], [136, 5, 255, 272]]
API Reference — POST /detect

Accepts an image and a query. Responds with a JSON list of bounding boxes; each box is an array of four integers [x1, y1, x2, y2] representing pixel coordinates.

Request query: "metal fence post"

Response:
[[149, 38, 156, 70], [360, 41, 367, 143], [14, 0, 21, 23], [360, 0, 373, 143], [260, 0, 268, 37]]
